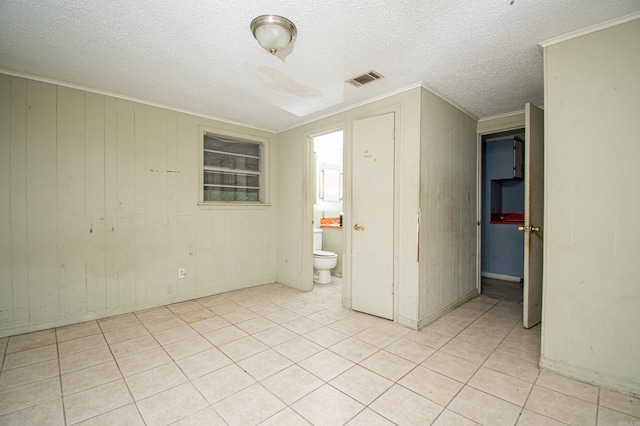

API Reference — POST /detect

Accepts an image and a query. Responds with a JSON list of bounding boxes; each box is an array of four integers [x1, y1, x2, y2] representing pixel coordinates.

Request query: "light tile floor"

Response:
[[1, 278, 639, 425]]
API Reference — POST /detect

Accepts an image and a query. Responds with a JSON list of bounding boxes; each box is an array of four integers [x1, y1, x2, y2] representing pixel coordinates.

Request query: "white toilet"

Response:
[[313, 229, 338, 284]]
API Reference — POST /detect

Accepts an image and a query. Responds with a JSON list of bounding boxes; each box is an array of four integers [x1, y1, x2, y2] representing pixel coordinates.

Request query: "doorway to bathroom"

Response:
[[312, 129, 344, 284]]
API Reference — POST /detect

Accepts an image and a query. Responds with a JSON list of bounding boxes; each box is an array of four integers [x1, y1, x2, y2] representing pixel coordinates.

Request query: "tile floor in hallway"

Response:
[[1, 278, 639, 426]]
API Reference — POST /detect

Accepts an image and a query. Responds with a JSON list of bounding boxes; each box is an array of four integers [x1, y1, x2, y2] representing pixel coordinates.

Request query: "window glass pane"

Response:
[[204, 151, 260, 172], [204, 171, 259, 187], [202, 133, 263, 204], [204, 187, 260, 202], [204, 136, 260, 157]]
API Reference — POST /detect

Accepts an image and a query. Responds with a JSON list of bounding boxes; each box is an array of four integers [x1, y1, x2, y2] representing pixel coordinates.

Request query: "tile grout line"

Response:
[[427, 298, 518, 425], [231, 286, 365, 424], [3, 284, 635, 425], [135, 304, 214, 424], [54, 330, 68, 426], [146, 292, 325, 424], [514, 369, 543, 426], [105, 315, 145, 426]]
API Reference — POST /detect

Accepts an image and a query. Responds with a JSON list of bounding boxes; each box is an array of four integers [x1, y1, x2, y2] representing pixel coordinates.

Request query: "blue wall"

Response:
[[481, 137, 524, 279]]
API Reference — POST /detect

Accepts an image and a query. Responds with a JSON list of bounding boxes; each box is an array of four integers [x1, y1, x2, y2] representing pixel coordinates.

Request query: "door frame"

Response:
[[302, 105, 402, 321], [476, 111, 528, 295], [302, 122, 347, 295]]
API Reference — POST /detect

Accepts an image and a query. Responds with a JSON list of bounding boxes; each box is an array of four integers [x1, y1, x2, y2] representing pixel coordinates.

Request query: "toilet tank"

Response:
[[313, 229, 323, 251]]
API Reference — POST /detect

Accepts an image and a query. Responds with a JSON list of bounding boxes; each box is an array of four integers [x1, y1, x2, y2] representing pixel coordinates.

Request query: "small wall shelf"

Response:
[[490, 179, 524, 225]]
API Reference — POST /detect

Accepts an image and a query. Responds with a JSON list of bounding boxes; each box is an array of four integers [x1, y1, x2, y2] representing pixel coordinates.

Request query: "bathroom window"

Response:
[[199, 129, 268, 205]]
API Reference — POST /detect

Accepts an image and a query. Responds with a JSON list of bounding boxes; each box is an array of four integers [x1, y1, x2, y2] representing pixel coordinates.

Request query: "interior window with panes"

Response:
[[203, 133, 262, 203]]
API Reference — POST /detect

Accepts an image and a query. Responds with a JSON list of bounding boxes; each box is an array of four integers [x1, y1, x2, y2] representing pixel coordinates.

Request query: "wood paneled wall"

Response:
[[542, 18, 640, 396], [418, 88, 478, 326], [0, 75, 277, 337]]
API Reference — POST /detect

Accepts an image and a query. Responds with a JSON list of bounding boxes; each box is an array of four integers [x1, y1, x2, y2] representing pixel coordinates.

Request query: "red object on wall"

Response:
[[490, 212, 524, 225]]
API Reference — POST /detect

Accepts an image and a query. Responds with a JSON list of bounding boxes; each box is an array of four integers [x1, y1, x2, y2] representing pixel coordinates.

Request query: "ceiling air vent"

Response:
[[346, 70, 384, 87]]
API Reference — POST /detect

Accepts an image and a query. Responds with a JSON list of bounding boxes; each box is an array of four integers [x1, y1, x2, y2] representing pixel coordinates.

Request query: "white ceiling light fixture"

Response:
[[250, 15, 297, 55]]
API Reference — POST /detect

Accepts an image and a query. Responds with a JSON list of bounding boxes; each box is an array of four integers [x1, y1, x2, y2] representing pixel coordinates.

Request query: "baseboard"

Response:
[[481, 272, 522, 282], [0, 279, 277, 338], [417, 288, 479, 330], [397, 315, 419, 330], [540, 356, 640, 397]]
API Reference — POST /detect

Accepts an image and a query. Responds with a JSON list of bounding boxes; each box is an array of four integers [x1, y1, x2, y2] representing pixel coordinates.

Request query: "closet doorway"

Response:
[[479, 103, 544, 328], [480, 129, 525, 302]]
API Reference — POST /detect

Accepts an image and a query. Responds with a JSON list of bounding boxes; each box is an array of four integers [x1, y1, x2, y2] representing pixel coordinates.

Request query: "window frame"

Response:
[[198, 126, 270, 209]]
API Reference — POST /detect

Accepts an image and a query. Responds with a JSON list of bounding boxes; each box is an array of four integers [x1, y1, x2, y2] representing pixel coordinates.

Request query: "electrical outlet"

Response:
[[178, 268, 186, 279]]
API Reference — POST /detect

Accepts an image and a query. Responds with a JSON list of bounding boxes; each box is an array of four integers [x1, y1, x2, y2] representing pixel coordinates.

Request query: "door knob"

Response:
[[354, 223, 364, 231], [518, 226, 528, 232], [530, 226, 541, 232]]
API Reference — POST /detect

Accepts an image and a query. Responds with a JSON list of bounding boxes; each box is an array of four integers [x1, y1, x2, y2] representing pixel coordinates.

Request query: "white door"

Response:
[[351, 112, 394, 319], [522, 103, 544, 328]]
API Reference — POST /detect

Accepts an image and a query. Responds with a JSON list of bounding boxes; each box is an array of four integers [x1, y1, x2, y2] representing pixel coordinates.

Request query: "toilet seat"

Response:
[[313, 249, 338, 284], [313, 250, 337, 258]]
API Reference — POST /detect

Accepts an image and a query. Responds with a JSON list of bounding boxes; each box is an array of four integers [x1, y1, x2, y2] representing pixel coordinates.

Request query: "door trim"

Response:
[[303, 122, 347, 294]]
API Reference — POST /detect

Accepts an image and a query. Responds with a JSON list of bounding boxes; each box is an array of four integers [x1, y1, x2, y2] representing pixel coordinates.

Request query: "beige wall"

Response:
[[0, 76, 480, 336], [542, 18, 640, 395], [0, 75, 278, 337], [277, 87, 478, 329], [272, 112, 314, 290], [277, 88, 422, 325], [418, 88, 479, 326], [278, 88, 420, 328]]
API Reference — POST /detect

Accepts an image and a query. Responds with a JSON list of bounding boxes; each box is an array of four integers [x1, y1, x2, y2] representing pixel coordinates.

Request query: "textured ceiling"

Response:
[[1, 1, 639, 132]]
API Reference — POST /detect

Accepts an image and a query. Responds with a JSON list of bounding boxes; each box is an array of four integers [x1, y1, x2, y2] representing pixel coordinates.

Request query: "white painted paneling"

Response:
[[111, 98, 137, 309], [542, 18, 640, 395], [27, 81, 59, 323], [85, 92, 107, 312], [0, 76, 11, 326], [274, 125, 309, 291], [8, 77, 29, 325], [133, 103, 148, 304], [419, 88, 478, 326], [276, 88, 422, 327], [195, 213, 214, 291], [277, 87, 476, 329], [57, 87, 87, 318], [0, 75, 277, 337], [103, 96, 119, 309], [143, 106, 171, 303]]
